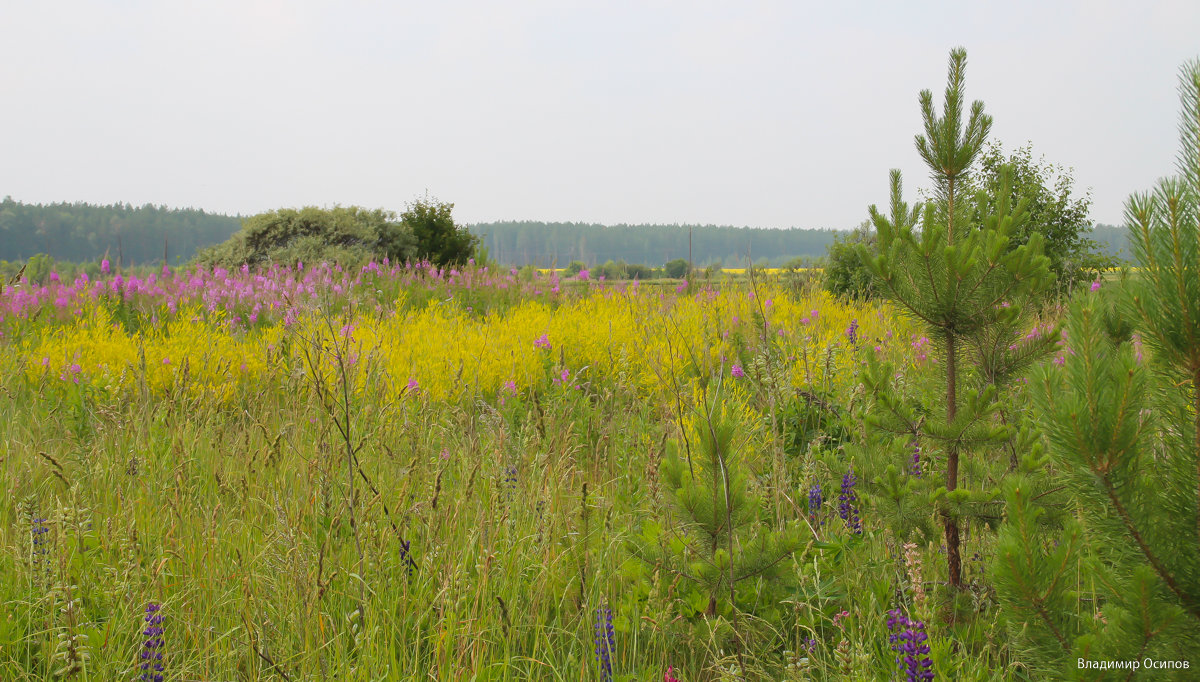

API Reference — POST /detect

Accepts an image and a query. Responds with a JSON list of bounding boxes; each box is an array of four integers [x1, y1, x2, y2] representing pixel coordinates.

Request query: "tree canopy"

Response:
[[193, 206, 416, 268], [401, 197, 478, 267], [970, 141, 1115, 288]]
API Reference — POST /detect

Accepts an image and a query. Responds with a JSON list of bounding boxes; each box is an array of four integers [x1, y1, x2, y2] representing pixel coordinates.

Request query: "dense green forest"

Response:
[[0, 197, 1131, 268], [0, 197, 241, 265]]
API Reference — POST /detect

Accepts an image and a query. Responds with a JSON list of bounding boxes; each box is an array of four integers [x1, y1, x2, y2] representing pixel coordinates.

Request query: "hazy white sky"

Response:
[[2, 1, 1197, 229]]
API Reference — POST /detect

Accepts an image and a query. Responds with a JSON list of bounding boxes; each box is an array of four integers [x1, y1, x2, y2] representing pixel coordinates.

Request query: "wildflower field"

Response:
[[0, 260, 974, 680], [6, 51, 1200, 680]]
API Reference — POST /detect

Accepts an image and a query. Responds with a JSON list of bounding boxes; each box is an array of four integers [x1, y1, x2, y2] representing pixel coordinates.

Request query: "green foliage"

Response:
[[625, 263, 655, 280], [994, 59, 1200, 678], [859, 47, 1057, 590], [598, 260, 627, 281], [401, 196, 478, 267], [972, 142, 1116, 290], [195, 205, 415, 268], [664, 258, 689, 279], [823, 221, 877, 300], [23, 253, 55, 285], [633, 394, 806, 624], [993, 477, 1087, 675]]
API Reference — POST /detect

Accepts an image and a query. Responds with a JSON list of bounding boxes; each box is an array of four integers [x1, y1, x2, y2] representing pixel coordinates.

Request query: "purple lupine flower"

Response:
[[503, 465, 518, 499], [910, 443, 922, 478], [887, 608, 934, 681], [808, 482, 824, 526], [838, 468, 862, 535], [140, 602, 165, 682], [399, 539, 416, 580], [594, 603, 616, 682], [31, 517, 50, 578], [846, 319, 859, 346]]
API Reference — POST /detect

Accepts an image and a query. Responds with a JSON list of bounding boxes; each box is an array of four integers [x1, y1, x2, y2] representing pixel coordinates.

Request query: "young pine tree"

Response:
[[632, 391, 806, 621], [858, 48, 1057, 590], [994, 58, 1200, 676]]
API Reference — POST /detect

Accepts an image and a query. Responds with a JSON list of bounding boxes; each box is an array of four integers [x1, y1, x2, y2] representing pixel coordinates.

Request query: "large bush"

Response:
[[401, 196, 479, 267], [822, 220, 876, 300], [194, 206, 415, 268], [971, 141, 1116, 289]]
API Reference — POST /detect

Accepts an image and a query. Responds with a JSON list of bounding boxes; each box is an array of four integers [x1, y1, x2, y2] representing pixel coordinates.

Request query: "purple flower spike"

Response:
[[808, 482, 824, 526], [594, 603, 616, 682], [887, 608, 934, 681], [838, 468, 862, 535], [140, 602, 166, 682]]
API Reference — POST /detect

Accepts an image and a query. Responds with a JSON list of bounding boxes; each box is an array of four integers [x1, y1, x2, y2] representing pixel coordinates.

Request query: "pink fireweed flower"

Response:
[[577, 269, 590, 281], [101, 258, 110, 275], [731, 364, 745, 378], [533, 334, 552, 350], [406, 378, 420, 393], [1090, 280, 1102, 292], [676, 280, 688, 294]]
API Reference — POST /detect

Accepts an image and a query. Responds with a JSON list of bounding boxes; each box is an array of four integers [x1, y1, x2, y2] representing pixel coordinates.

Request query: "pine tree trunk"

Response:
[[944, 332, 963, 590]]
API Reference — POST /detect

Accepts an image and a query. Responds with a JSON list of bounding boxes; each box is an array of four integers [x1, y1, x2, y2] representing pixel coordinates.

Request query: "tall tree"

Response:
[[859, 48, 1057, 590]]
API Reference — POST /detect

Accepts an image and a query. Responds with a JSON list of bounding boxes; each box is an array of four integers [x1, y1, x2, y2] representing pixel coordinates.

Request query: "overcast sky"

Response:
[[2, 1, 1197, 229]]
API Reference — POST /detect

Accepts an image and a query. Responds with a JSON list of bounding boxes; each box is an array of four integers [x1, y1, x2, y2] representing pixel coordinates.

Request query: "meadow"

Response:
[[0, 260, 994, 681], [1, 247, 1194, 681]]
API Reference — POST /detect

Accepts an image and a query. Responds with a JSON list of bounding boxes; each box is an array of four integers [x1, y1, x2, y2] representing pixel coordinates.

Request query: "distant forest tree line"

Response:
[[0, 197, 1132, 269], [0, 197, 241, 266], [469, 221, 841, 267], [456, 220, 1129, 269]]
